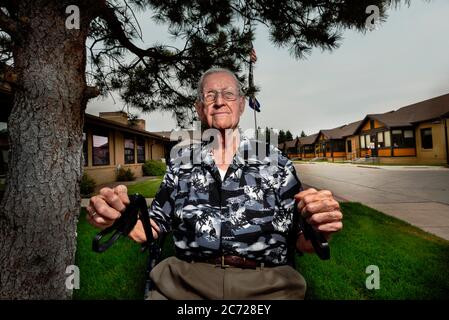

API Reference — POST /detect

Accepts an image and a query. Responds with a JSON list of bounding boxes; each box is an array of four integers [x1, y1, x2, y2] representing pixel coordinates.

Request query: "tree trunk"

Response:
[[0, 1, 92, 299]]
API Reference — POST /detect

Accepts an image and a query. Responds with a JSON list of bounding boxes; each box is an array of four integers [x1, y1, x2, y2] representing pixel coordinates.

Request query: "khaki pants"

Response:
[[146, 256, 306, 300]]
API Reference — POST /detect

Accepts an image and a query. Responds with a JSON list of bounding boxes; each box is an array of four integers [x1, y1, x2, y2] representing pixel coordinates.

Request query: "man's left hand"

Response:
[[294, 188, 343, 236]]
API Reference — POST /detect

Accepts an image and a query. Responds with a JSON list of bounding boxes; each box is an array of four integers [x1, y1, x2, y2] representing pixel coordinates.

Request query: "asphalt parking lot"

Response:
[[295, 162, 449, 240]]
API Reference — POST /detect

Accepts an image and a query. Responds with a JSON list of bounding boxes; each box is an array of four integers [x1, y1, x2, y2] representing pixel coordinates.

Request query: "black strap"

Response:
[[92, 194, 154, 253]]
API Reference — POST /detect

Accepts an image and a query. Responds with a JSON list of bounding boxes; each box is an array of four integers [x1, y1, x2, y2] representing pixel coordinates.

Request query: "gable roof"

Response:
[[284, 139, 299, 149], [319, 120, 363, 140], [362, 93, 449, 129], [298, 133, 319, 145]]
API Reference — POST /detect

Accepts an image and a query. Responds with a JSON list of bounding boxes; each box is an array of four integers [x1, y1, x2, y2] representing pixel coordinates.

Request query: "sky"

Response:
[[87, 0, 449, 138]]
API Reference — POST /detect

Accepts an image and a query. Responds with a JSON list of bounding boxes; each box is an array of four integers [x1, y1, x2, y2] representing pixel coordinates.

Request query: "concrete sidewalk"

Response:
[[295, 162, 449, 241]]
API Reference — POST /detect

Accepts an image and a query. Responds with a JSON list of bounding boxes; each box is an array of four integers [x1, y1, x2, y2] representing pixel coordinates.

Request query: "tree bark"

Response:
[[0, 1, 92, 299]]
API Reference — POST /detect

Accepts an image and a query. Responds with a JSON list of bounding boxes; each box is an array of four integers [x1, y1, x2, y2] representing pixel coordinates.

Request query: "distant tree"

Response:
[[301, 130, 307, 137], [279, 130, 286, 144], [285, 130, 293, 141]]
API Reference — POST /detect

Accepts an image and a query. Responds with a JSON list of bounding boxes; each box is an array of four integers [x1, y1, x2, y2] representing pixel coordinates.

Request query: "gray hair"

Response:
[[196, 67, 243, 101]]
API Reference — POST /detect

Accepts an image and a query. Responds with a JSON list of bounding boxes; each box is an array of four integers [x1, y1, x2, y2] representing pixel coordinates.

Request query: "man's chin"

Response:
[[212, 120, 233, 130]]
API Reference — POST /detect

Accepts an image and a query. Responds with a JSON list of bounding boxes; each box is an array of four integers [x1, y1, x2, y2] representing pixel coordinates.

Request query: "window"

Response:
[[392, 130, 403, 147], [421, 128, 433, 149], [124, 136, 135, 164], [365, 135, 371, 148], [347, 140, 352, 153], [384, 131, 391, 147], [377, 132, 384, 148], [137, 138, 145, 163], [92, 129, 109, 166], [370, 120, 375, 129], [403, 130, 415, 148], [83, 131, 88, 166], [334, 140, 346, 152], [360, 135, 366, 149], [392, 129, 415, 148]]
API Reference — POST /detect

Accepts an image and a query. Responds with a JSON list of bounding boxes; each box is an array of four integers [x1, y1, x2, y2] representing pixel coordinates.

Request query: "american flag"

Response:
[[250, 48, 257, 63]]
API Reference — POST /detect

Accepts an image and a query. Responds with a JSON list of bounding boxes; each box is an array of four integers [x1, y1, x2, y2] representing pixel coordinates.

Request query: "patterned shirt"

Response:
[[149, 134, 302, 265]]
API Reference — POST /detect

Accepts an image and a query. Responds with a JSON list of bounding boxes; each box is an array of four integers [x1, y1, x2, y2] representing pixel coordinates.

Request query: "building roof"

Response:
[[85, 113, 170, 141], [363, 93, 449, 129], [298, 133, 319, 145], [319, 120, 363, 140], [284, 139, 298, 149]]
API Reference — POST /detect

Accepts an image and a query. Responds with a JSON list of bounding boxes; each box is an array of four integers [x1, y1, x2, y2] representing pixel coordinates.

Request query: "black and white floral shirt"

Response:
[[149, 135, 302, 265]]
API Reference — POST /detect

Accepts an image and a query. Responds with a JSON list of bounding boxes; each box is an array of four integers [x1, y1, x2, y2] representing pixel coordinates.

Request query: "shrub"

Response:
[[142, 160, 166, 176], [80, 173, 96, 197], [116, 167, 136, 181]]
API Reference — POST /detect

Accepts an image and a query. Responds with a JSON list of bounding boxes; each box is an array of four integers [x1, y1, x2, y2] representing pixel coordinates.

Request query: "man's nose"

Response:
[[213, 93, 225, 107]]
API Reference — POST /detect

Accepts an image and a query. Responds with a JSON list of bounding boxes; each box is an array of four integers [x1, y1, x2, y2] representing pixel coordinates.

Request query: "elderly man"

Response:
[[87, 68, 343, 300]]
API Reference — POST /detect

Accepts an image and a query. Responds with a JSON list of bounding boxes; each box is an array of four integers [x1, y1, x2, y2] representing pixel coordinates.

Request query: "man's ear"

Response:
[[195, 100, 205, 122], [239, 96, 246, 115]]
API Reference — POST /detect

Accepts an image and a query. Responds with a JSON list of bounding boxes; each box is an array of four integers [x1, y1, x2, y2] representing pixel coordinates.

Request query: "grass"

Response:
[[74, 178, 162, 300], [126, 177, 163, 198], [74, 208, 148, 300], [74, 201, 449, 300], [298, 203, 449, 299]]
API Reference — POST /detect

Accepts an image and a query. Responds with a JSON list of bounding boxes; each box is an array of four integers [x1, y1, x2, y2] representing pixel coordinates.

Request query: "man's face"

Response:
[[196, 72, 245, 130]]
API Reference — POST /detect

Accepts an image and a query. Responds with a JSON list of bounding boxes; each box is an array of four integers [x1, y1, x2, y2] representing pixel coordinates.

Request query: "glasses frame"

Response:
[[201, 89, 240, 104]]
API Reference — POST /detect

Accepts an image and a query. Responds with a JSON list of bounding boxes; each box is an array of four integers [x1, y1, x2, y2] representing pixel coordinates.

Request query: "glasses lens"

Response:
[[203, 90, 238, 102]]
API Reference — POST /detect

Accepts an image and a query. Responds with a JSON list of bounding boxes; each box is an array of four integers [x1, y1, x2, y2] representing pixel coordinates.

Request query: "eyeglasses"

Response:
[[202, 90, 239, 103]]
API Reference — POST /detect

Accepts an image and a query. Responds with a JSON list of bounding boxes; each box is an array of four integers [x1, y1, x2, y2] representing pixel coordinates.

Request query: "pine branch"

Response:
[[99, 4, 172, 62]]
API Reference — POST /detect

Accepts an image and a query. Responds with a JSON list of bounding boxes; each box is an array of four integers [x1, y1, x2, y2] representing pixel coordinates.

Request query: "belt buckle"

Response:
[[217, 255, 230, 269]]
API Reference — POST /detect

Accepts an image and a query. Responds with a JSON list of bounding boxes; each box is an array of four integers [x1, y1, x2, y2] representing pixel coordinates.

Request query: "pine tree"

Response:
[[0, 0, 410, 298]]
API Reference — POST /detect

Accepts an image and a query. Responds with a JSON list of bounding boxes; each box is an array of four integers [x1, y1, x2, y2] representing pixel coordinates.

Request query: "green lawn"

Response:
[[298, 203, 449, 299], [126, 177, 163, 198], [74, 178, 163, 300], [74, 200, 449, 299]]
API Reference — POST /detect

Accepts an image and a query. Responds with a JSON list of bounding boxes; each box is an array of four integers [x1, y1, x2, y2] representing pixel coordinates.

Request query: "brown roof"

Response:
[[319, 120, 363, 140], [284, 139, 298, 149], [298, 133, 319, 145], [365, 93, 449, 128], [85, 113, 170, 141]]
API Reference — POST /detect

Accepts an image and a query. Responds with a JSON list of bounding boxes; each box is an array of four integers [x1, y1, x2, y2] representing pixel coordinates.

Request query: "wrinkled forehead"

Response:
[[202, 72, 239, 92]]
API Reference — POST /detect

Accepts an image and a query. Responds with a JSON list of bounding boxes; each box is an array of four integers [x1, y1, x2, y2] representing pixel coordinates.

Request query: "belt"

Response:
[[183, 255, 266, 269]]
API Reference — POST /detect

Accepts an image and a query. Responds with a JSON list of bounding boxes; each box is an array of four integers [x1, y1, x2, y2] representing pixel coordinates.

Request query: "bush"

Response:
[[80, 173, 96, 197], [116, 167, 136, 181], [142, 160, 166, 176]]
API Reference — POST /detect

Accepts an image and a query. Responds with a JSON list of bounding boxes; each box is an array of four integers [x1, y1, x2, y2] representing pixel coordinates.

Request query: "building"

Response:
[[297, 93, 449, 165], [282, 138, 300, 159], [82, 112, 170, 184], [298, 133, 318, 159], [353, 93, 449, 164], [0, 67, 171, 184]]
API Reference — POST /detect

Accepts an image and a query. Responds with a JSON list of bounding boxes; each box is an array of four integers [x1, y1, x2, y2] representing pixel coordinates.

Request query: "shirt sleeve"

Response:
[[273, 157, 302, 233], [149, 162, 178, 235]]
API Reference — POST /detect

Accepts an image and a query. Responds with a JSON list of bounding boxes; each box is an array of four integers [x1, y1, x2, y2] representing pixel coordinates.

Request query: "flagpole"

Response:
[[249, 60, 258, 141]]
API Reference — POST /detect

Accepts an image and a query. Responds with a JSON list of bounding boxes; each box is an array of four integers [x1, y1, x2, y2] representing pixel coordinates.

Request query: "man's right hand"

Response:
[[86, 185, 160, 243], [87, 185, 129, 230]]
